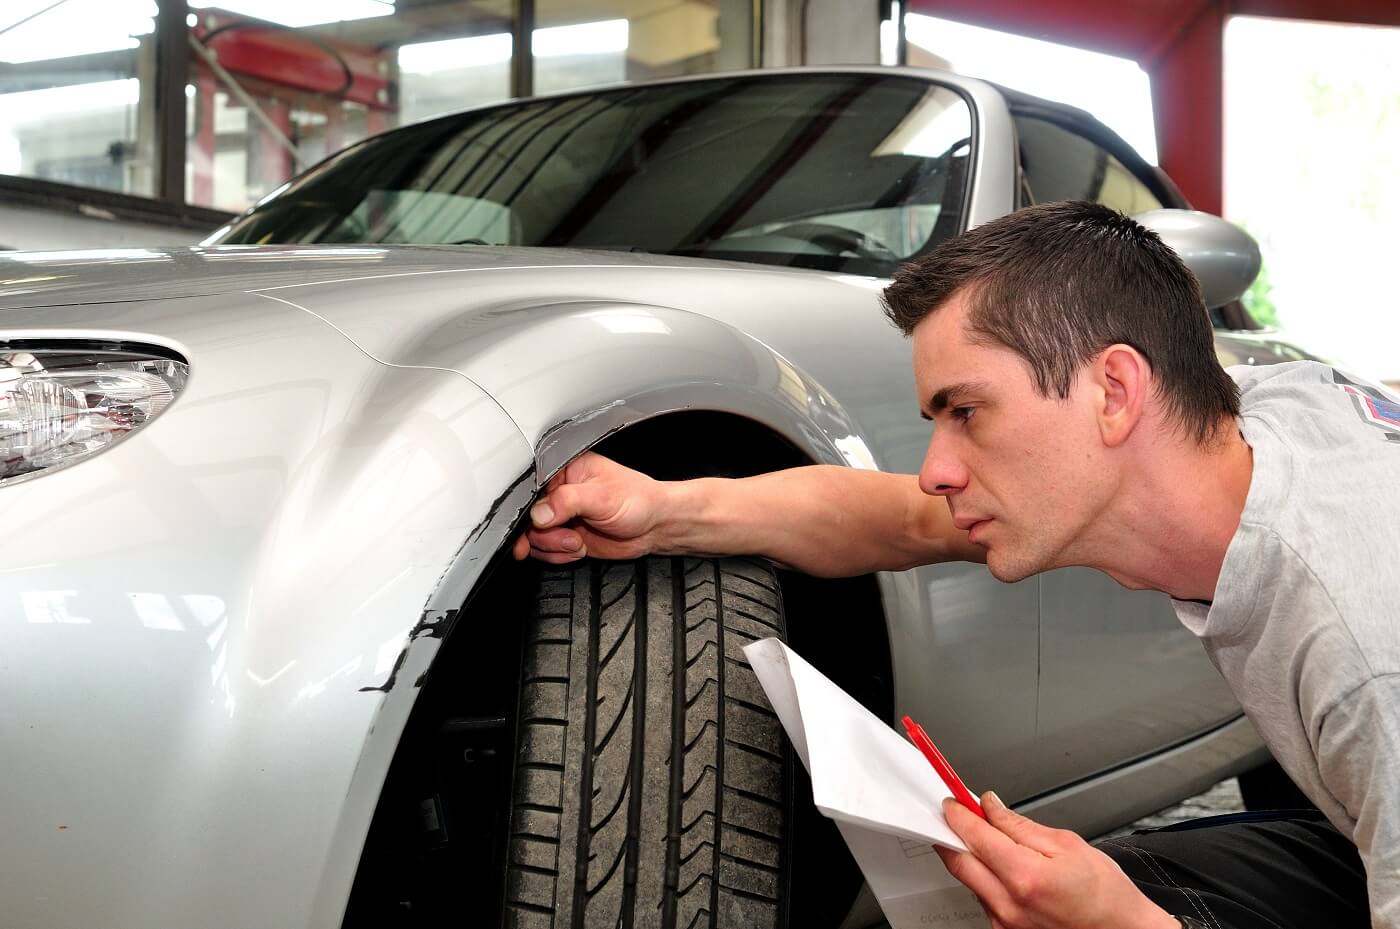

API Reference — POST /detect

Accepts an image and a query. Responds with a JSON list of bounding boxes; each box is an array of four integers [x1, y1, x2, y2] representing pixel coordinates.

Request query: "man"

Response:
[[511, 201, 1395, 928]]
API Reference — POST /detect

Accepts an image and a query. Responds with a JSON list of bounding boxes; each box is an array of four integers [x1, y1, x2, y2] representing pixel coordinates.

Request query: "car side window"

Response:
[[1014, 116, 1161, 215]]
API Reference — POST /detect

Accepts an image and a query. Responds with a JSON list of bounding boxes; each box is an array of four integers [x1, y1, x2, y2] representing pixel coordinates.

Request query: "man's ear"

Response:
[[1093, 344, 1149, 447]]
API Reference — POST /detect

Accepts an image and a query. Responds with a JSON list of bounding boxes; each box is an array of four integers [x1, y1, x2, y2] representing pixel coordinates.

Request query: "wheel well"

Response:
[[342, 411, 893, 927], [594, 410, 894, 721], [590, 410, 810, 479]]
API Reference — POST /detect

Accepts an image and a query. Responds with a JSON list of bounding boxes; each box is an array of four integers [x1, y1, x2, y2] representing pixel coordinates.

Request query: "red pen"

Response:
[[902, 715, 986, 820]]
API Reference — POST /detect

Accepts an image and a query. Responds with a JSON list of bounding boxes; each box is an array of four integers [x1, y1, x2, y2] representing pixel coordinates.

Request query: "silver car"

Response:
[[0, 68, 1313, 929]]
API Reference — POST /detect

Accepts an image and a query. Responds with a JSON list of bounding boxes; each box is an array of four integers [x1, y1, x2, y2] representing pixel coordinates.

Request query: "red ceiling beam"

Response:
[[1233, 0, 1400, 27], [1148, 4, 1225, 214]]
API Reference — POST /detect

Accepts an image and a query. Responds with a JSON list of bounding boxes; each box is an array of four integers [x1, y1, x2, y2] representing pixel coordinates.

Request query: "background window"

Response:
[[534, 0, 755, 95], [0, 0, 159, 196], [1225, 15, 1400, 384], [186, 0, 512, 213], [4, 0, 763, 218]]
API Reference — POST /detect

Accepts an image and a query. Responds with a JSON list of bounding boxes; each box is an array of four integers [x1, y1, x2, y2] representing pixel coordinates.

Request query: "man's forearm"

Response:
[[654, 465, 985, 577]]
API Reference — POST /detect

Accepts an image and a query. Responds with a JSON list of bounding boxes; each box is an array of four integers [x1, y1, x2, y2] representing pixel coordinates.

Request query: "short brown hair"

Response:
[[881, 200, 1239, 444]]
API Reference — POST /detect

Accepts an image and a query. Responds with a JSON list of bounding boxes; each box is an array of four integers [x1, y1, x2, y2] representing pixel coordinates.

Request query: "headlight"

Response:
[[0, 342, 189, 486]]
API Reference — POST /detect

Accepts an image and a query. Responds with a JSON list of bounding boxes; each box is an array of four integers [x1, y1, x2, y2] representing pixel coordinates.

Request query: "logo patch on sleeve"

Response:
[[1333, 370, 1400, 441]]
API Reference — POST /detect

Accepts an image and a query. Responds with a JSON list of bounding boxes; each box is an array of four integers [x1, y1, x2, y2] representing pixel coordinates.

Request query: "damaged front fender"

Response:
[[0, 291, 535, 929]]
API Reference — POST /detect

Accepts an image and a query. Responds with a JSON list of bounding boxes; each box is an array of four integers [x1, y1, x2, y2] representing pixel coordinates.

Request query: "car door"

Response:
[[1034, 569, 1238, 790], [1012, 113, 1241, 793]]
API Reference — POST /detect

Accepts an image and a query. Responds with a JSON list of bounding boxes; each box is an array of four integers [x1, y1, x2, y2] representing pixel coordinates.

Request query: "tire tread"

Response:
[[508, 558, 787, 929]]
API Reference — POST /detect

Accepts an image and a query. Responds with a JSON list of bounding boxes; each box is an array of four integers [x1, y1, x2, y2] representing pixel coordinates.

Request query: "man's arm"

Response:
[[512, 453, 985, 576]]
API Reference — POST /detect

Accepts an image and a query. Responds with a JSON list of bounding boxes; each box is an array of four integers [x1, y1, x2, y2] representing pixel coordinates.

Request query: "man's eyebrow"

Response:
[[921, 381, 990, 419]]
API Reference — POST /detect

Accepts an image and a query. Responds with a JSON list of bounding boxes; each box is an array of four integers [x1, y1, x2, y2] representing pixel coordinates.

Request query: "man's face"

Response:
[[912, 291, 1113, 582]]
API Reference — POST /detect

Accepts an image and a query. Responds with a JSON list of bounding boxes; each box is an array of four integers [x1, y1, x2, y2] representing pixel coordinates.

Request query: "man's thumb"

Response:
[[983, 791, 1029, 832], [533, 482, 610, 529], [530, 500, 557, 528], [983, 791, 1060, 851]]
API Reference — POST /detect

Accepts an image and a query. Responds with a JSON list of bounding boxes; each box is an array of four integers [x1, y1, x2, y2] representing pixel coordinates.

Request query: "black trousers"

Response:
[[1094, 811, 1368, 929]]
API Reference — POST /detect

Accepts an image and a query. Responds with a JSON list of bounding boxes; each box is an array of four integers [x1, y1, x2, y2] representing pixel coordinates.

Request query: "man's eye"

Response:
[[952, 406, 976, 423]]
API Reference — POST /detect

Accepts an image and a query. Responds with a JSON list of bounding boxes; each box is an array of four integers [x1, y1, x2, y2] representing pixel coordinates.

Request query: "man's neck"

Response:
[[1081, 424, 1255, 602]]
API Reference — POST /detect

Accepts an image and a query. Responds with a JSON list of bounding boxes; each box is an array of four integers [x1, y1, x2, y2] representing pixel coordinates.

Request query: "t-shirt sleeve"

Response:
[[1317, 674, 1400, 929]]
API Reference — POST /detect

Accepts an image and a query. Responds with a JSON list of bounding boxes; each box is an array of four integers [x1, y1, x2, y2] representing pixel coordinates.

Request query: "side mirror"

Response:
[[1133, 209, 1261, 309]]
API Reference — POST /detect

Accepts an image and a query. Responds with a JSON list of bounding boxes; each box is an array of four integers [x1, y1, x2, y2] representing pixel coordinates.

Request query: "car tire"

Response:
[[1237, 759, 1316, 812], [506, 556, 789, 929]]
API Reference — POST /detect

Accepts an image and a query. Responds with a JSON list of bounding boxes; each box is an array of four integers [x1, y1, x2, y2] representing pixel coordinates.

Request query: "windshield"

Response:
[[210, 73, 974, 277]]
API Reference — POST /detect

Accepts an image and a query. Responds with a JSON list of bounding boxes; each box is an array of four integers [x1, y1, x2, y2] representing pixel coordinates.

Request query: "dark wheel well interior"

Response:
[[342, 410, 894, 927]]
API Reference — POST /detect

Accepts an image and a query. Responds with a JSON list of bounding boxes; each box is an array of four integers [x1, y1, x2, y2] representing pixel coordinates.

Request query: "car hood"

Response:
[[0, 244, 777, 310], [0, 243, 1322, 374]]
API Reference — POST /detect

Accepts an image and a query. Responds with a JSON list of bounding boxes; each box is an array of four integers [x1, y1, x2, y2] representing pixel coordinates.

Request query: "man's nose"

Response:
[[918, 436, 968, 497]]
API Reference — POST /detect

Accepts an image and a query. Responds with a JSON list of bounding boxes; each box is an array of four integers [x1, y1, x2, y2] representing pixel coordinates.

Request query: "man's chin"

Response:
[[984, 548, 1042, 584]]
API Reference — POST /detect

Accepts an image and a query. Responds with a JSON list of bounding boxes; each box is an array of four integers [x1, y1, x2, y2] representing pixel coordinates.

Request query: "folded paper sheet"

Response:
[[743, 637, 990, 929]]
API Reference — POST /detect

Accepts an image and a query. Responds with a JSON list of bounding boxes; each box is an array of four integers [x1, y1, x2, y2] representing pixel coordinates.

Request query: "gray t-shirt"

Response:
[[1173, 360, 1400, 927]]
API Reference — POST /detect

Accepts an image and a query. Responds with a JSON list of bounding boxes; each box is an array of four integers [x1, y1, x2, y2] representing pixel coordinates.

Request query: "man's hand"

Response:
[[936, 792, 1177, 929], [511, 452, 669, 563]]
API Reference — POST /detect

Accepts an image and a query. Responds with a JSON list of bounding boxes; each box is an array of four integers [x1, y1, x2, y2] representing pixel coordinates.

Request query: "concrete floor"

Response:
[[1103, 777, 1244, 838]]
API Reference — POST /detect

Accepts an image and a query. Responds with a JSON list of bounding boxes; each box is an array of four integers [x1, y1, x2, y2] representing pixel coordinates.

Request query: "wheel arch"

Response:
[[340, 301, 908, 923], [340, 408, 898, 924]]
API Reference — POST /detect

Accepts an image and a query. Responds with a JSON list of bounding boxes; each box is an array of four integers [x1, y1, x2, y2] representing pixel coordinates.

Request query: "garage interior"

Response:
[[3, 2, 1399, 928]]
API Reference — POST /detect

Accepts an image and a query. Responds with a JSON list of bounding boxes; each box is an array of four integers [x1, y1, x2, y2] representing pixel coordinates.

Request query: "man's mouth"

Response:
[[966, 519, 991, 543]]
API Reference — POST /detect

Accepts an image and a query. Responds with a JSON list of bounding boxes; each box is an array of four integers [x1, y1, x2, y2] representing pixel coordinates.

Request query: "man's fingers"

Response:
[[934, 846, 1015, 917], [981, 791, 1076, 857], [512, 534, 530, 560], [943, 799, 1036, 878], [528, 544, 588, 564], [527, 527, 584, 553]]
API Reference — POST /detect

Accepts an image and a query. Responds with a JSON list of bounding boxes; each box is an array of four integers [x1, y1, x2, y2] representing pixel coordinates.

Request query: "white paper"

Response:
[[743, 637, 990, 929]]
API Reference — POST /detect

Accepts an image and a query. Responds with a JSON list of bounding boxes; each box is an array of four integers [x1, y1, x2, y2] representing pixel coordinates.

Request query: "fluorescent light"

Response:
[[399, 18, 631, 75], [189, 0, 394, 28], [0, 0, 155, 64], [905, 13, 1158, 163], [0, 78, 140, 126], [399, 32, 513, 72]]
